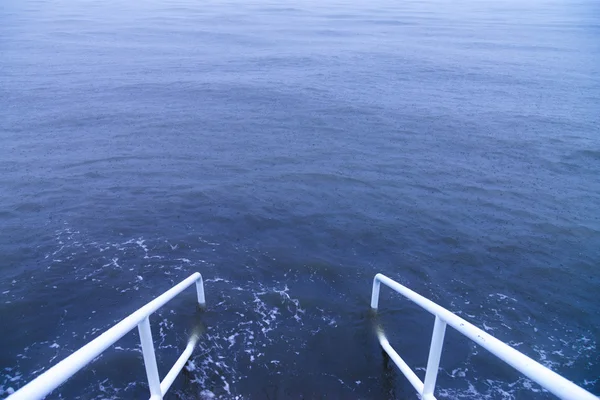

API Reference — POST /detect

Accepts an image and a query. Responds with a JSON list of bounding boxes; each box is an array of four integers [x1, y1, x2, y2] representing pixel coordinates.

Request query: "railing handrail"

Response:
[[371, 273, 597, 400], [8, 272, 206, 400]]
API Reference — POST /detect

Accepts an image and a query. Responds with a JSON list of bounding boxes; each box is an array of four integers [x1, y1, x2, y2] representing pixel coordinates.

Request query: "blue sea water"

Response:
[[1, 0, 599, 398]]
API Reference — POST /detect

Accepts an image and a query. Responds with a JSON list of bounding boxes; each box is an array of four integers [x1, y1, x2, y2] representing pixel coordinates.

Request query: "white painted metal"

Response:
[[422, 316, 446, 399], [371, 273, 597, 400], [377, 328, 424, 393], [8, 272, 205, 400], [160, 334, 199, 395], [195, 275, 206, 306], [138, 317, 162, 400]]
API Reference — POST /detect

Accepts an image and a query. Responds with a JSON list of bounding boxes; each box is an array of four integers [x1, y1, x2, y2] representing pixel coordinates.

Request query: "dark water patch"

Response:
[[569, 149, 600, 161], [357, 19, 418, 26]]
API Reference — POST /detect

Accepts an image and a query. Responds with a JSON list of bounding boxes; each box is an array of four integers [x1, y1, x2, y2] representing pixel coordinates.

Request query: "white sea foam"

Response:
[[5, 226, 596, 399]]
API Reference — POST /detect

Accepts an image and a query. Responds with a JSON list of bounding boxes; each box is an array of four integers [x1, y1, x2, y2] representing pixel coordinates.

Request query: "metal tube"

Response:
[[195, 276, 205, 307], [377, 329, 424, 393], [372, 273, 597, 400], [160, 334, 199, 395], [138, 317, 162, 400], [370, 276, 381, 309], [8, 273, 204, 400], [423, 316, 446, 398]]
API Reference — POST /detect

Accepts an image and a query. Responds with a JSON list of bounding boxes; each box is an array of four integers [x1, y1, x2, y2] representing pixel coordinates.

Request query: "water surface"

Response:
[[1, 0, 599, 398]]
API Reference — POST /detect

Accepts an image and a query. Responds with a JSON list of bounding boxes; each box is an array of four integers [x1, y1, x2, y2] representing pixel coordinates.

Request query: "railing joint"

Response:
[[370, 273, 596, 400]]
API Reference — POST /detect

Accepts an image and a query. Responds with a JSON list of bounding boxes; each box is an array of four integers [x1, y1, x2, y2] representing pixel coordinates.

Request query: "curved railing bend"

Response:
[[8, 272, 205, 400], [371, 273, 597, 400]]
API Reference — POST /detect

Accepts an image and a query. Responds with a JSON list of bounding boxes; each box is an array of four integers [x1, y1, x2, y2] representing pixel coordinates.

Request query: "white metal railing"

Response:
[[8, 272, 206, 400], [371, 273, 597, 400]]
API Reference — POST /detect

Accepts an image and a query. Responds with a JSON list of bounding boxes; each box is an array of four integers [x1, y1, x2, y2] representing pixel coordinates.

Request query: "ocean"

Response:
[[1, 0, 599, 398]]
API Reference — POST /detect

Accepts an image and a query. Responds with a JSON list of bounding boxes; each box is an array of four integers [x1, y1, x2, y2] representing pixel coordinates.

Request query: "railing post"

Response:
[[371, 274, 381, 309], [138, 317, 162, 400], [422, 316, 447, 399], [195, 275, 205, 307]]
